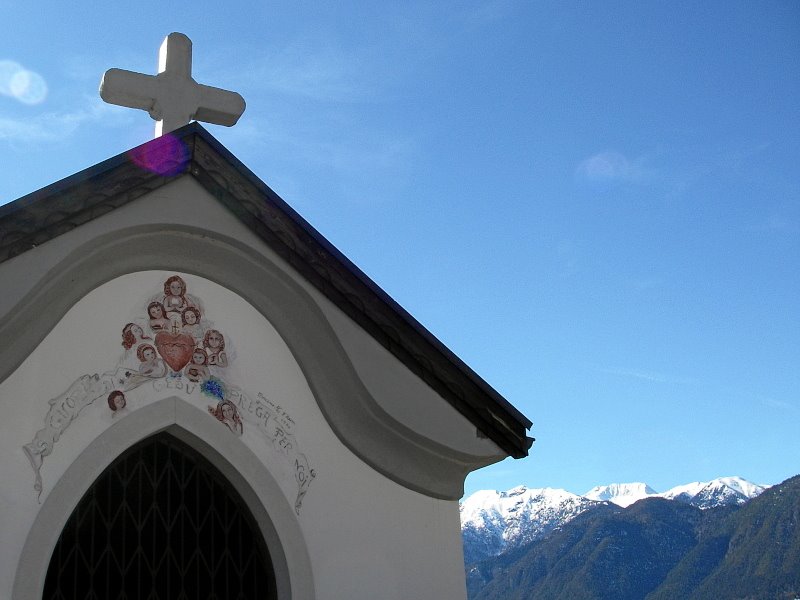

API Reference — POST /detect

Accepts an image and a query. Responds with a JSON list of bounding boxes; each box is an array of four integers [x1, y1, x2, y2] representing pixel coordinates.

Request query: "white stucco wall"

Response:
[[0, 271, 469, 599], [0, 177, 505, 462]]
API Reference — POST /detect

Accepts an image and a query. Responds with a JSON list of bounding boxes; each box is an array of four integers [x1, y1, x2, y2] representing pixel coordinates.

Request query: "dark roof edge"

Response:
[[0, 123, 533, 457]]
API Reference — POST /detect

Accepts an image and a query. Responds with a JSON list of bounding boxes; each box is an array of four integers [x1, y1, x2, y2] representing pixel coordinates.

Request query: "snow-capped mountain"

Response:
[[460, 485, 602, 563], [461, 476, 766, 564], [660, 476, 767, 509], [583, 477, 767, 509], [583, 482, 658, 507]]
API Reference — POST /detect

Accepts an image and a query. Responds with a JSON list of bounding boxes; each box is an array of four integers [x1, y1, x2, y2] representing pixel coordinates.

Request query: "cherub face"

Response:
[[113, 394, 126, 410], [149, 305, 163, 319], [131, 325, 143, 338], [207, 333, 222, 348], [222, 404, 234, 419], [192, 351, 205, 364], [143, 347, 156, 361], [169, 281, 183, 295], [185, 311, 197, 324]]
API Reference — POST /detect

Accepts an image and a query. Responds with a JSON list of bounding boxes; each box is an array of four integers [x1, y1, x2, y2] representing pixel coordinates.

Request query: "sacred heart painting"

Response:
[[112, 274, 231, 382], [155, 331, 195, 372], [23, 273, 316, 514]]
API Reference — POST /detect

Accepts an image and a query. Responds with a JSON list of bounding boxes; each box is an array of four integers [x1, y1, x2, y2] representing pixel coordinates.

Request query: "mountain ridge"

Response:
[[583, 482, 659, 507], [463, 475, 798, 600], [461, 476, 766, 563]]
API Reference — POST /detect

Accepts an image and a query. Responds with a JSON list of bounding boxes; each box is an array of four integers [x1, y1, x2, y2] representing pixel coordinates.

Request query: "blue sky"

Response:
[[1, 1, 798, 499]]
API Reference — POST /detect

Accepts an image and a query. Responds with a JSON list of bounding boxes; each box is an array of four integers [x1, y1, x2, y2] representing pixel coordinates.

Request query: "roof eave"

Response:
[[0, 123, 534, 458]]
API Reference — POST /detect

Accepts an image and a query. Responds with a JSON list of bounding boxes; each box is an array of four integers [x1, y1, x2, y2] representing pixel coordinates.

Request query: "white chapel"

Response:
[[0, 33, 533, 599]]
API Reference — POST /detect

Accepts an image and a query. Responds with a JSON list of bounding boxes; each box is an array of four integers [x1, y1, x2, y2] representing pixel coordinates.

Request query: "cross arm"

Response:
[[100, 69, 160, 116], [194, 83, 246, 127]]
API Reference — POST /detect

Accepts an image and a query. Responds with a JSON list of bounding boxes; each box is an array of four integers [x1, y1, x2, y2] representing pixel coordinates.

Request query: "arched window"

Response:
[[43, 433, 276, 599]]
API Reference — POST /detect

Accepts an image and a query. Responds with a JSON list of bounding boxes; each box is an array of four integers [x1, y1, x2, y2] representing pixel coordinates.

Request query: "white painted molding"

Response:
[[0, 224, 498, 500], [13, 396, 315, 600]]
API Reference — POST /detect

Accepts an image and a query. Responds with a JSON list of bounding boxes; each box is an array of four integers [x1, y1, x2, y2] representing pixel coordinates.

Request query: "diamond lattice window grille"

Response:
[[43, 433, 276, 600]]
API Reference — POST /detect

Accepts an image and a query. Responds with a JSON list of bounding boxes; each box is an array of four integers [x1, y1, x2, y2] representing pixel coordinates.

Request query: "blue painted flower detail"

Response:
[[201, 377, 225, 401]]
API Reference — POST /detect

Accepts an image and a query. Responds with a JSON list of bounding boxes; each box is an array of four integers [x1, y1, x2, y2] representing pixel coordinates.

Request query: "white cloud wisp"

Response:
[[577, 151, 651, 183]]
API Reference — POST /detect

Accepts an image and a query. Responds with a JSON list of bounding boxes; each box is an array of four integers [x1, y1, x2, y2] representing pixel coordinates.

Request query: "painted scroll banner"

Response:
[[23, 368, 150, 500], [227, 387, 316, 514]]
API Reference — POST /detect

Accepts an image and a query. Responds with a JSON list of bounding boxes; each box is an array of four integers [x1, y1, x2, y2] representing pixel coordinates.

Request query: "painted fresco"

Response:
[[23, 275, 315, 514]]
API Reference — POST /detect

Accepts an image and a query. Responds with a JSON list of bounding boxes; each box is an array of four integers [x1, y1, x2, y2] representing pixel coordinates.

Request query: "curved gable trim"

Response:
[[0, 225, 495, 499]]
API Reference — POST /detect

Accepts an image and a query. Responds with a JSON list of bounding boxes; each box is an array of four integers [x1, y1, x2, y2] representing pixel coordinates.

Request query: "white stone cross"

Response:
[[100, 32, 245, 137]]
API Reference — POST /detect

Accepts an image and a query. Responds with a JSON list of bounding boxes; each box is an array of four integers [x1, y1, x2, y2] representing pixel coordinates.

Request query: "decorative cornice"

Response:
[[0, 123, 533, 459]]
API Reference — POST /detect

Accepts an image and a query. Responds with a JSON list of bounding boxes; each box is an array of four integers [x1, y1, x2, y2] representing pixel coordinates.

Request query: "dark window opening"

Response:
[[44, 433, 276, 600]]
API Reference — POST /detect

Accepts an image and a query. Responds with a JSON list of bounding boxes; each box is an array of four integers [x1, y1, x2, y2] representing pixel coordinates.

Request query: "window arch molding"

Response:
[[13, 395, 315, 600]]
